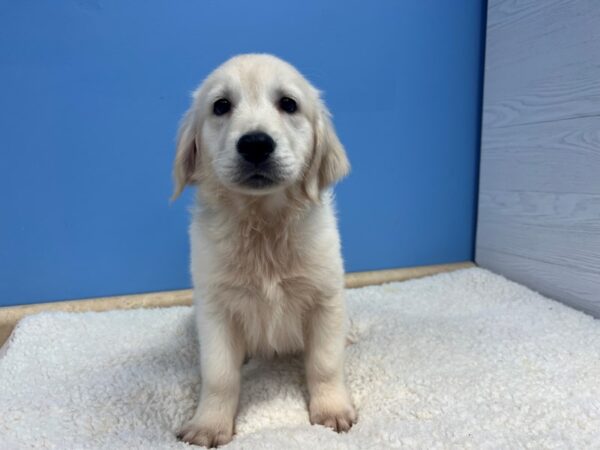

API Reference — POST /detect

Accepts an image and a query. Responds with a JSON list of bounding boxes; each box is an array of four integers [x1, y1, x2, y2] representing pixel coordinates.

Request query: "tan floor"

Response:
[[0, 262, 473, 348]]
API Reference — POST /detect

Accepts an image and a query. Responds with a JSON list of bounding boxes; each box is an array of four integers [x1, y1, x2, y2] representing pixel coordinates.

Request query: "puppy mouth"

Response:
[[232, 159, 290, 191], [246, 173, 274, 186], [239, 172, 278, 189]]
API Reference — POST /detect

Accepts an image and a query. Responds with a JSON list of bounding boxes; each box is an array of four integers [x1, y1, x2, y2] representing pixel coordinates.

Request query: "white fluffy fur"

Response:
[[172, 54, 353, 446], [2, 269, 599, 449]]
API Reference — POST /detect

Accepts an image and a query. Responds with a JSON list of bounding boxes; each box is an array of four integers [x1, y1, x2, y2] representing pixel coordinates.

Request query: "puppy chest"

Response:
[[230, 276, 320, 356]]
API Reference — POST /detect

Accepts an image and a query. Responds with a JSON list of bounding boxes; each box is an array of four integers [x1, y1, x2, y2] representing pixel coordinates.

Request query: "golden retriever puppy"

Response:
[[172, 54, 355, 447]]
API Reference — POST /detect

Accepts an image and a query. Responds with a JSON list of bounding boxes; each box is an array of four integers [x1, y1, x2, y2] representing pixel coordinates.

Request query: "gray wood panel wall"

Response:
[[476, 0, 600, 316]]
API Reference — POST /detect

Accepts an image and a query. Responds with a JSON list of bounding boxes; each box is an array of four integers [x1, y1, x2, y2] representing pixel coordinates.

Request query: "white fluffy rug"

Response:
[[1, 268, 599, 449]]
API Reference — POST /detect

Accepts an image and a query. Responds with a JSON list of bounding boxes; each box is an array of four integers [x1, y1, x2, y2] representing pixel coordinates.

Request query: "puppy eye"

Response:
[[279, 97, 297, 114], [213, 98, 231, 116]]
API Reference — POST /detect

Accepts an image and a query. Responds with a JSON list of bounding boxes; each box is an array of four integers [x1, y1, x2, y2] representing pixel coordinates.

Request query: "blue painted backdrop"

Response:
[[0, 1, 485, 306]]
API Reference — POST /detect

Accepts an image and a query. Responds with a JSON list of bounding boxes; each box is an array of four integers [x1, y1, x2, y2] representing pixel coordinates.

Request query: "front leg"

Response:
[[304, 296, 357, 432], [178, 301, 245, 448]]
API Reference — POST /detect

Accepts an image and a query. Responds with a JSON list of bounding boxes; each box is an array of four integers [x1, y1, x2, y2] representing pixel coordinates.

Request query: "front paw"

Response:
[[310, 400, 357, 432], [177, 419, 233, 448]]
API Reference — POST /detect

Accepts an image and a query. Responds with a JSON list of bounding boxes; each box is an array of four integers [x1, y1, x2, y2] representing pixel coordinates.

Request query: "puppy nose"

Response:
[[237, 132, 275, 164]]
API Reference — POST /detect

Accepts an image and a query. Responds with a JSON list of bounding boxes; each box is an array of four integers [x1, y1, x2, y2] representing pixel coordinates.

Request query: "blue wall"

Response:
[[0, 1, 485, 306]]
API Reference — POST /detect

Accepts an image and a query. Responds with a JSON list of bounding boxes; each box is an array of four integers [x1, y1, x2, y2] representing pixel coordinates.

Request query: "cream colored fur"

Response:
[[172, 54, 354, 447]]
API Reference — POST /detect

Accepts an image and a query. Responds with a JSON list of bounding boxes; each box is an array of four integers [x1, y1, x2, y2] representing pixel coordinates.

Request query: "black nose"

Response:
[[237, 132, 275, 164]]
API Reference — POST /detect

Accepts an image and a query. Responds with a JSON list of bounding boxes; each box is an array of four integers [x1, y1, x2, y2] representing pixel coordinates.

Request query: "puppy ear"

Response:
[[304, 100, 350, 201], [171, 106, 199, 201]]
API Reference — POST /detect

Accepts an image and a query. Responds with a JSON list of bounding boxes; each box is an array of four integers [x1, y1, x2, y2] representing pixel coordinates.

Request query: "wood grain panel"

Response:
[[482, 77, 600, 129], [478, 192, 600, 273], [477, 0, 600, 316], [479, 191, 600, 234], [477, 248, 600, 317], [482, 0, 600, 128], [486, 0, 600, 70], [480, 118, 600, 193]]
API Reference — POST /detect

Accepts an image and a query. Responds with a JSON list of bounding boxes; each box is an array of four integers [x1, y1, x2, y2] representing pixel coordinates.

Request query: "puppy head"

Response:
[[172, 54, 349, 201]]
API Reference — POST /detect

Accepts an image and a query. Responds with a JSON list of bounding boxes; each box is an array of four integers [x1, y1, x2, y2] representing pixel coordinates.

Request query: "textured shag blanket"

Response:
[[1, 268, 599, 449]]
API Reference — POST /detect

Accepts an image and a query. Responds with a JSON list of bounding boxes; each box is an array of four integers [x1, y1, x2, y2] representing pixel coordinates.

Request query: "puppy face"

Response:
[[173, 54, 349, 200]]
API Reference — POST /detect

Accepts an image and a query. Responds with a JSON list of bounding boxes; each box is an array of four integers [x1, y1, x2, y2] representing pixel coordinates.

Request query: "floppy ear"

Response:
[[171, 106, 199, 201], [304, 101, 350, 201]]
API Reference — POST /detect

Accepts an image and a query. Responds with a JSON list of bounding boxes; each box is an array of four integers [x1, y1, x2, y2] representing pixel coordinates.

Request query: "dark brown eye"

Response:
[[279, 97, 297, 114], [213, 98, 231, 116]]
